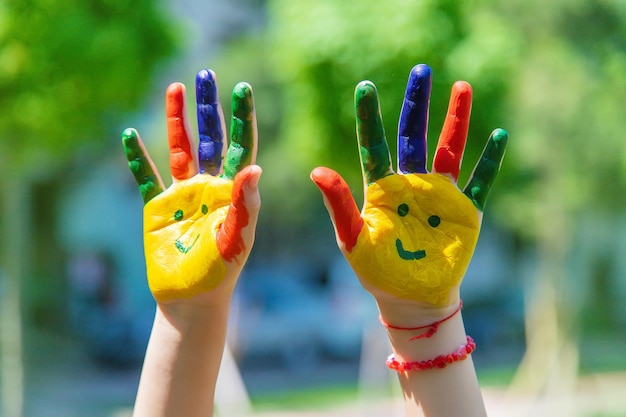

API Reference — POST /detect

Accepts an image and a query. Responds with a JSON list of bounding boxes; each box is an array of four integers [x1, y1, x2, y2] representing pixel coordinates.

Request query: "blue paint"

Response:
[[395, 238, 426, 261], [196, 69, 224, 175], [398, 64, 432, 174]]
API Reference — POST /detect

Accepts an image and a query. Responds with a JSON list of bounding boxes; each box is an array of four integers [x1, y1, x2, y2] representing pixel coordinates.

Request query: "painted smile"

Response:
[[175, 234, 200, 254], [395, 238, 426, 261]]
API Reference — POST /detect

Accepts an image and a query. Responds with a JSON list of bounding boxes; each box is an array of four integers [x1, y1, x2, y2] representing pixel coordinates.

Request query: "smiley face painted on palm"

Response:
[[311, 64, 507, 307], [122, 69, 258, 303], [348, 173, 480, 306], [142, 175, 232, 301]]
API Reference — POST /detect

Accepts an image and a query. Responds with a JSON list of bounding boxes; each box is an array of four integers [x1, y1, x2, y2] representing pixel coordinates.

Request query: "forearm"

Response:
[[382, 307, 486, 417], [133, 301, 230, 417]]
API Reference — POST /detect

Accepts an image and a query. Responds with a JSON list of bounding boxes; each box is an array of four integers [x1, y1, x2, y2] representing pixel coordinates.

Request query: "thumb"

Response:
[[217, 165, 262, 263], [310, 167, 363, 252]]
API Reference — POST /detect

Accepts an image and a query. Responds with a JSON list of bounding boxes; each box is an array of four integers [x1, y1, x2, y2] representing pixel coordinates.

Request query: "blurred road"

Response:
[[21, 330, 626, 417]]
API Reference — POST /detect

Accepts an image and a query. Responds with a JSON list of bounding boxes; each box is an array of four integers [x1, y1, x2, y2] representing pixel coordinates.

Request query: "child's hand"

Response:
[[122, 69, 261, 305], [311, 64, 507, 317]]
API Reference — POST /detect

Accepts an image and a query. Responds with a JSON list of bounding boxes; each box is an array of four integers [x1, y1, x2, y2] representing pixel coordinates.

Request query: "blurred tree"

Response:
[[0, 1, 177, 415], [266, 0, 520, 216], [498, 0, 626, 399], [212, 0, 626, 401], [212, 0, 521, 263]]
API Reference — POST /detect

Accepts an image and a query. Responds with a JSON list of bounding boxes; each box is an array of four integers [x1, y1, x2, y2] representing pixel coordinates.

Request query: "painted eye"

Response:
[[174, 209, 184, 221], [397, 203, 409, 217], [201, 204, 208, 214], [428, 215, 441, 228]]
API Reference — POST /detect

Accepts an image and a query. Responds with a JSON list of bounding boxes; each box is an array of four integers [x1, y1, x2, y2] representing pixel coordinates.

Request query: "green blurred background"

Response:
[[1, 0, 625, 415]]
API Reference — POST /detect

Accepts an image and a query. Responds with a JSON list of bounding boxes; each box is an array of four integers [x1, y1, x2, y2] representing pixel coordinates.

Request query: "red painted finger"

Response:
[[217, 165, 262, 262], [310, 167, 363, 252], [433, 81, 472, 182], [166, 82, 197, 181]]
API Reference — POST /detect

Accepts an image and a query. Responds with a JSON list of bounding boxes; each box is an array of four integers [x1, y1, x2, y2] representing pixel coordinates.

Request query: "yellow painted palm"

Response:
[[312, 64, 507, 307], [122, 69, 261, 303]]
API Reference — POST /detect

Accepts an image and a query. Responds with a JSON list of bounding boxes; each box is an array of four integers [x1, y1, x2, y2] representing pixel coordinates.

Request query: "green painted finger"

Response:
[[223, 82, 257, 180], [463, 128, 508, 211], [355, 81, 393, 184], [121, 128, 165, 204]]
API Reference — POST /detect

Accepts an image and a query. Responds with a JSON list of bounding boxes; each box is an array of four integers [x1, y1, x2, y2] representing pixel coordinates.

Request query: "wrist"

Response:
[[153, 266, 240, 317], [155, 295, 230, 335], [375, 290, 460, 329], [383, 306, 469, 363]]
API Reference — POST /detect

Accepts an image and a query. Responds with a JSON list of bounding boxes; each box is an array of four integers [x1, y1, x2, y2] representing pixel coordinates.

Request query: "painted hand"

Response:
[[122, 69, 261, 303], [311, 64, 507, 308]]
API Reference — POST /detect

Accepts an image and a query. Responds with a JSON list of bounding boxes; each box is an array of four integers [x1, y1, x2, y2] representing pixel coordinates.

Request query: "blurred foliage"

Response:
[[213, 0, 626, 242], [214, 0, 521, 231], [0, 0, 178, 173], [494, 0, 626, 237]]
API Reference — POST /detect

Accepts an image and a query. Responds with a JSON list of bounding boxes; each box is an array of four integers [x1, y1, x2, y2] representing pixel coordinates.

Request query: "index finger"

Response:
[[223, 82, 257, 180], [196, 69, 226, 176], [397, 64, 432, 174], [355, 81, 393, 184]]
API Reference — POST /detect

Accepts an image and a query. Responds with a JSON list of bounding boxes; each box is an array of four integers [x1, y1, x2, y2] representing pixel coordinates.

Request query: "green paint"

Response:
[[397, 203, 409, 217], [174, 210, 184, 221], [223, 82, 255, 180], [223, 143, 250, 180], [428, 215, 441, 227], [201, 204, 208, 214], [395, 239, 426, 261], [121, 128, 164, 204], [359, 143, 394, 185], [355, 81, 393, 184], [175, 234, 200, 254], [463, 128, 508, 211]]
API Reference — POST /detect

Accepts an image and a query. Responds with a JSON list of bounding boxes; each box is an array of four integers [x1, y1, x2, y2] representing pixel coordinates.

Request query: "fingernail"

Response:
[[246, 165, 262, 189]]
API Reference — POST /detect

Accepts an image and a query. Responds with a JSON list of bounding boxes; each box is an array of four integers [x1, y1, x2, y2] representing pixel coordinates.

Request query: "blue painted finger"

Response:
[[398, 64, 432, 174], [196, 69, 225, 175]]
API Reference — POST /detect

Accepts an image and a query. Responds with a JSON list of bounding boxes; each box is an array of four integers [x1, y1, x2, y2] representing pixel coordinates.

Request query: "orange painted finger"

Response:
[[310, 167, 363, 252], [433, 81, 472, 182], [166, 82, 197, 181], [217, 165, 262, 263]]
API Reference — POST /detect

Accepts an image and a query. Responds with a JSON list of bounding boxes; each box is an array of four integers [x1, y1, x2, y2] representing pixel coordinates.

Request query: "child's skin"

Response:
[[311, 64, 507, 416], [123, 69, 261, 417], [124, 65, 506, 417]]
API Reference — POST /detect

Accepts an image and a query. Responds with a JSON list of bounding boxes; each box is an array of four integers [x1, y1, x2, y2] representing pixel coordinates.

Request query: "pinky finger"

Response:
[[463, 128, 508, 211], [121, 128, 165, 204]]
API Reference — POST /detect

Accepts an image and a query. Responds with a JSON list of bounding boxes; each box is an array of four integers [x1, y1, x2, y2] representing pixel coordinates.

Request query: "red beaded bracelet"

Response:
[[379, 300, 463, 341], [386, 336, 476, 372]]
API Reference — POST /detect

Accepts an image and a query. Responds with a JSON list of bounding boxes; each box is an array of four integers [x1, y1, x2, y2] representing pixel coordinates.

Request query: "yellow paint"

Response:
[[346, 173, 480, 306], [143, 175, 233, 302]]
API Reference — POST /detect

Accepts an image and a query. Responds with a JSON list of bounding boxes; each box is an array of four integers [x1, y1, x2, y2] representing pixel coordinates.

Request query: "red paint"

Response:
[[217, 167, 252, 262], [310, 167, 363, 252], [166, 82, 193, 180], [379, 300, 462, 341], [433, 81, 472, 181]]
